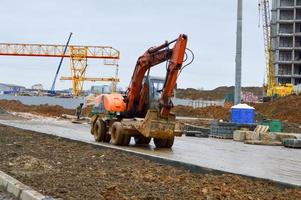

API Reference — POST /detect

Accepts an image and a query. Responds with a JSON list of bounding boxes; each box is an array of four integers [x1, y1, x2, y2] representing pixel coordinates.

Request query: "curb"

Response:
[[0, 171, 54, 200]]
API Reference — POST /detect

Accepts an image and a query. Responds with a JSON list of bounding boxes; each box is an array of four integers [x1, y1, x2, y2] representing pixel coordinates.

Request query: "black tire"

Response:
[[134, 135, 151, 145], [94, 120, 106, 142], [165, 137, 174, 148], [90, 126, 94, 135], [123, 135, 131, 146], [104, 133, 111, 143], [154, 137, 174, 148], [90, 116, 98, 135], [111, 122, 125, 145]]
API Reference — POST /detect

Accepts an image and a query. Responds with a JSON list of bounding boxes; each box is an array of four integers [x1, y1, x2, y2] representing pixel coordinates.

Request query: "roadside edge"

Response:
[[0, 170, 54, 200]]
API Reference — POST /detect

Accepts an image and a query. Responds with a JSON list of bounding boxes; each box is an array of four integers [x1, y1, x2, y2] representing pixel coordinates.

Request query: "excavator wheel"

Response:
[[134, 135, 151, 145], [94, 120, 107, 142], [165, 137, 174, 148], [154, 137, 174, 148], [111, 122, 129, 146], [90, 126, 94, 135], [90, 116, 98, 135], [123, 135, 131, 146], [104, 133, 111, 143]]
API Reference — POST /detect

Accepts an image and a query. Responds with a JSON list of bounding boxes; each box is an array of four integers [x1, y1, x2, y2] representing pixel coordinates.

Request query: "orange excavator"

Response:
[[90, 34, 193, 148]]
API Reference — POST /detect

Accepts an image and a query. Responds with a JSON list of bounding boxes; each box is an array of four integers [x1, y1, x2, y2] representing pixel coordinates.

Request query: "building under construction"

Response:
[[272, 0, 301, 85]]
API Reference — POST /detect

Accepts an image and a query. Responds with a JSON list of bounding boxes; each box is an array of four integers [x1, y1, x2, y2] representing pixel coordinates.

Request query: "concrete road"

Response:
[[0, 118, 301, 186]]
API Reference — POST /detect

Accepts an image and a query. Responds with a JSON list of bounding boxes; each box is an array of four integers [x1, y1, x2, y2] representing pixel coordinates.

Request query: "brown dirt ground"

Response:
[[172, 105, 230, 121], [176, 86, 263, 100], [0, 100, 74, 117], [0, 99, 94, 118], [253, 95, 301, 125], [1, 125, 301, 200]]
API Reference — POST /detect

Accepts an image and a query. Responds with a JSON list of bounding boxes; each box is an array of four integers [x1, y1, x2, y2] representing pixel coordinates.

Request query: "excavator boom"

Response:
[[125, 34, 188, 117], [160, 34, 187, 117]]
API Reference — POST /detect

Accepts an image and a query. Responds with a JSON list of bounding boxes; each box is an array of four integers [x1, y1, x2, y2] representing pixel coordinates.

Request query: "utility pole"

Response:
[[234, 0, 243, 105]]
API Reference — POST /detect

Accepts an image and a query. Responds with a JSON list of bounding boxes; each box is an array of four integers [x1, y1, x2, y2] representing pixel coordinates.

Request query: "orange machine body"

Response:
[[95, 93, 126, 112]]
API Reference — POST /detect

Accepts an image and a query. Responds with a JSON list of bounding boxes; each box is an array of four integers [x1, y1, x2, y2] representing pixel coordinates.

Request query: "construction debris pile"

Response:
[[1, 125, 300, 200]]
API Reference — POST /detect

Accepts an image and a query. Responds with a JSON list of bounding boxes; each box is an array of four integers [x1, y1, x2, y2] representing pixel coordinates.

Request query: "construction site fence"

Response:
[[172, 98, 225, 108], [0, 95, 225, 110]]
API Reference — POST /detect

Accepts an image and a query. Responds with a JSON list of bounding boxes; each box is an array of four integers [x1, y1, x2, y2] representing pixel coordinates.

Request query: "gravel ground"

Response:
[[0, 188, 16, 200], [0, 124, 301, 200]]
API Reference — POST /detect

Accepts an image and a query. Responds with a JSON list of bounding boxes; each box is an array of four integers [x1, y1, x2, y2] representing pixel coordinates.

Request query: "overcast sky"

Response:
[[0, 0, 265, 90]]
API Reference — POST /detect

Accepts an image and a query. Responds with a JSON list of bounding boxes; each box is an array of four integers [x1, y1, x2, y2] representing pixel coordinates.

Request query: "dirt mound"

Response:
[[176, 86, 263, 100], [0, 100, 74, 117], [9, 155, 53, 175], [173, 105, 230, 120], [254, 95, 301, 124]]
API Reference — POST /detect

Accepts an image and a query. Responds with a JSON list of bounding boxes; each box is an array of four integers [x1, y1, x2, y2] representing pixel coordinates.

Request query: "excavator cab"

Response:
[[146, 76, 165, 103], [138, 76, 165, 116], [149, 77, 165, 101]]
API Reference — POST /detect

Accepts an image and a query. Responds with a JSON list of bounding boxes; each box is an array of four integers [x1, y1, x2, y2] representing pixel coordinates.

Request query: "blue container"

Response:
[[231, 104, 255, 124]]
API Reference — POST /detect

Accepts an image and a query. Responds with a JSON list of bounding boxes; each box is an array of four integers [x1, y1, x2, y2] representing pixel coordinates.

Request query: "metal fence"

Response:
[[172, 98, 225, 108], [0, 95, 225, 110]]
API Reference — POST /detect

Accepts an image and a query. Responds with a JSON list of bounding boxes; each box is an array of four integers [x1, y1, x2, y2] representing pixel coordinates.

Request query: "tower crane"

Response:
[[259, 0, 293, 99], [0, 42, 120, 96]]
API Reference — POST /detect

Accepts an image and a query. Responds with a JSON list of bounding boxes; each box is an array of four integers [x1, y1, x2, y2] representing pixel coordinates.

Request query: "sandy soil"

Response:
[[0, 124, 301, 200]]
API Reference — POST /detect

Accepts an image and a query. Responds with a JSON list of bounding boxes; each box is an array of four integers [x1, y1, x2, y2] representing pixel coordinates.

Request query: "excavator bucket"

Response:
[[135, 109, 180, 139]]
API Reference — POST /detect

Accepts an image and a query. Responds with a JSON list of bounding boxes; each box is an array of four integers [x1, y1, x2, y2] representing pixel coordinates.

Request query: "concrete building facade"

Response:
[[272, 0, 301, 85]]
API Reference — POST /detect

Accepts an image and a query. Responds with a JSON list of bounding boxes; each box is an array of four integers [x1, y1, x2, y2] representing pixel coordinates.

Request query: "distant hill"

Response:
[[175, 86, 263, 100]]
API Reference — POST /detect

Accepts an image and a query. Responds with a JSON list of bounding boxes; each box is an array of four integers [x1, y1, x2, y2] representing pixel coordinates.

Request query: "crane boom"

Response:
[[0, 43, 120, 59], [50, 32, 73, 93]]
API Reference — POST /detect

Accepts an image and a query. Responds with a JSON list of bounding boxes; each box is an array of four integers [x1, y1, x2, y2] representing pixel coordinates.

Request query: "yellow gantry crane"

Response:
[[0, 43, 120, 96], [259, 0, 294, 98]]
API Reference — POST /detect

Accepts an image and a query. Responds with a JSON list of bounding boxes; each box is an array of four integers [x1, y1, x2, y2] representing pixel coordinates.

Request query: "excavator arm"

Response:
[[125, 34, 188, 118], [160, 34, 187, 118]]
